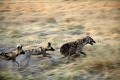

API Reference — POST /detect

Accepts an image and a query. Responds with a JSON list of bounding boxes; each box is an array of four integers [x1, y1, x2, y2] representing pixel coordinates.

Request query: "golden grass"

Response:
[[7, 28, 21, 38], [37, 43, 120, 80], [0, 69, 22, 80], [0, 0, 120, 80]]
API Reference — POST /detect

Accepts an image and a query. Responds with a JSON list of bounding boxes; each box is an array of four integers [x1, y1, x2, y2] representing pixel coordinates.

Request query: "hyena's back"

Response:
[[60, 42, 77, 57]]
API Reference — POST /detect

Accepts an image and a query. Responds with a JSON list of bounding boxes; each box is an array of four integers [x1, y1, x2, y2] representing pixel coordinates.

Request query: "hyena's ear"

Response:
[[81, 38, 86, 43], [48, 42, 51, 46], [86, 36, 91, 42]]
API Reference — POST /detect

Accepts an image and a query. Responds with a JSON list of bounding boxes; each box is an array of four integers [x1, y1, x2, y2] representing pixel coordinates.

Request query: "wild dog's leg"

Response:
[[25, 51, 32, 66], [25, 58, 30, 66], [47, 53, 52, 58], [15, 60, 19, 67], [45, 53, 51, 58], [13, 59, 19, 67], [42, 50, 49, 57], [25, 53, 31, 66], [42, 52, 46, 57], [45, 53, 49, 55]]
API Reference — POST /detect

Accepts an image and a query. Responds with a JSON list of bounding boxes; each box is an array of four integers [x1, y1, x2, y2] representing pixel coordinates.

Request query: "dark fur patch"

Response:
[[60, 36, 95, 58]]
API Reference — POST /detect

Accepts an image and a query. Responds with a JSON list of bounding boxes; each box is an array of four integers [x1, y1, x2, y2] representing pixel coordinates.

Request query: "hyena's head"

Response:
[[45, 42, 55, 51], [85, 36, 96, 45]]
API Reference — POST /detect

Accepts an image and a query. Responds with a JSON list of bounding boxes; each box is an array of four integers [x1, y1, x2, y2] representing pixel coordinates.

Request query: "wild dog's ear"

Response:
[[20, 44, 23, 49], [0, 52, 3, 55], [48, 42, 51, 46], [17, 44, 20, 49], [16, 44, 23, 49], [39, 47, 42, 49], [0, 52, 6, 56]]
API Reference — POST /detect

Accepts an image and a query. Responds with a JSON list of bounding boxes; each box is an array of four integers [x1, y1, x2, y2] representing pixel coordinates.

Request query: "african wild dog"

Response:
[[0, 44, 25, 67], [60, 36, 96, 63], [29, 42, 55, 57], [23, 42, 55, 66]]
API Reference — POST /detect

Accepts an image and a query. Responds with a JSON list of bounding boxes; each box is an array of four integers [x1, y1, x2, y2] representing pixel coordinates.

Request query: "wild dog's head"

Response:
[[85, 36, 96, 45], [0, 52, 5, 56], [45, 42, 55, 51], [16, 44, 25, 54]]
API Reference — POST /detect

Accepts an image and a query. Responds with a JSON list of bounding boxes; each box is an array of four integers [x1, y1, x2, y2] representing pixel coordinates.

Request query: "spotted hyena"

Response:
[[60, 36, 96, 63]]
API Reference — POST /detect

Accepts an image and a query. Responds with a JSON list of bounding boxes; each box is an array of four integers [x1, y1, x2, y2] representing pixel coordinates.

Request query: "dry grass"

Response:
[[38, 44, 120, 80], [7, 28, 22, 38], [0, 0, 120, 80], [0, 69, 22, 80]]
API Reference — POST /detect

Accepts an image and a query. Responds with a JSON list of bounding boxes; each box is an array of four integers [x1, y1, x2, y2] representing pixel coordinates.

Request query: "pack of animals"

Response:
[[0, 36, 96, 67]]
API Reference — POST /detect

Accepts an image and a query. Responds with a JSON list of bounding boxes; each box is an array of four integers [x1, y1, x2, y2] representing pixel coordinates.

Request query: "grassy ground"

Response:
[[0, 0, 120, 80]]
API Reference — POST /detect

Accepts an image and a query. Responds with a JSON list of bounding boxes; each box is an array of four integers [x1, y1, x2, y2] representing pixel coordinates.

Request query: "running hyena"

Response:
[[60, 36, 96, 63]]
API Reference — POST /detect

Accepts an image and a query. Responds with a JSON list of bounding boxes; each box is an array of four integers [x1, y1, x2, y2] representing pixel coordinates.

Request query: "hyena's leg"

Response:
[[81, 52, 87, 57], [61, 53, 68, 58], [67, 51, 71, 63], [71, 53, 81, 61], [71, 54, 76, 61], [72, 53, 80, 58], [76, 47, 82, 56], [61, 56, 67, 59]]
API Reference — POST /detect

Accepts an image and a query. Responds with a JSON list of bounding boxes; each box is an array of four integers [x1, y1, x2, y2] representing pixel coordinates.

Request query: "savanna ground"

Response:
[[0, 0, 120, 80]]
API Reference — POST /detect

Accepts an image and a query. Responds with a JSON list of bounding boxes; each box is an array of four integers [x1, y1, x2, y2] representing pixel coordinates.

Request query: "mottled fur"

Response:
[[0, 44, 25, 66], [23, 42, 55, 66], [60, 36, 96, 63], [30, 42, 55, 56]]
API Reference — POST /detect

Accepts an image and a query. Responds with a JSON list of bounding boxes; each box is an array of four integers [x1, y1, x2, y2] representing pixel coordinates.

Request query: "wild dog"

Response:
[[0, 44, 25, 67], [30, 42, 55, 57], [60, 36, 96, 63], [23, 42, 55, 66]]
